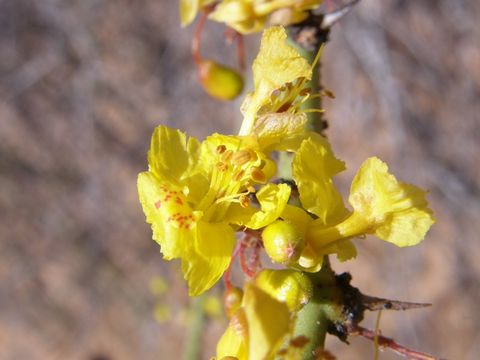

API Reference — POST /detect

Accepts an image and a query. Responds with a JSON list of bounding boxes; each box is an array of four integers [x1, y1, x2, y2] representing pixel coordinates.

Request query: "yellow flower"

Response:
[[279, 135, 354, 271], [284, 139, 435, 268], [216, 270, 312, 359], [138, 125, 290, 296], [239, 26, 316, 136], [209, 0, 324, 34], [306, 157, 435, 251], [216, 281, 291, 360], [209, 0, 265, 34]]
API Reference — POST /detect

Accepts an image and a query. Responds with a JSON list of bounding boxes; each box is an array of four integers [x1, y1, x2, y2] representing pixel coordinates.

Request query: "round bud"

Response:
[[198, 60, 244, 101], [262, 220, 304, 265], [254, 269, 313, 312], [223, 286, 243, 318]]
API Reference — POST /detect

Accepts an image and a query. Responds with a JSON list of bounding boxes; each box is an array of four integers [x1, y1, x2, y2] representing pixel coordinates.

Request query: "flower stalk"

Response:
[[292, 259, 336, 359]]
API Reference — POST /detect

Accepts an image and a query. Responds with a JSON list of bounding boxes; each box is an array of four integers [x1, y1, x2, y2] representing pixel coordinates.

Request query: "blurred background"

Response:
[[0, 0, 479, 359]]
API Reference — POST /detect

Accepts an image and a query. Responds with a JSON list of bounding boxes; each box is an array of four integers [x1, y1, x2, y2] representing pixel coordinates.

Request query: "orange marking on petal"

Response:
[[175, 197, 183, 205]]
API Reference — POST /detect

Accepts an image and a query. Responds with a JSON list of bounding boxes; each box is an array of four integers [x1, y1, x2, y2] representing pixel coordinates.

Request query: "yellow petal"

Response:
[[209, 0, 255, 23], [216, 320, 247, 360], [183, 220, 236, 296], [253, 112, 308, 153], [179, 0, 200, 26], [293, 136, 348, 224], [296, 243, 323, 272], [209, 0, 265, 34], [317, 239, 357, 262], [147, 125, 204, 189], [240, 26, 311, 135], [246, 183, 291, 229], [179, 0, 215, 26], [244, 283, 290, 360], [281, 204, 312, 236], [349, 157, 435, 247], [138, 172, 196, 259], [252, 26, 311, 96], [138, 171, 235, 296]]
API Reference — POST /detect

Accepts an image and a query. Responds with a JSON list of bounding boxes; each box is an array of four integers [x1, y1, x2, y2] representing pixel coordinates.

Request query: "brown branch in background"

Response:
[[349, 325, 446, 360]]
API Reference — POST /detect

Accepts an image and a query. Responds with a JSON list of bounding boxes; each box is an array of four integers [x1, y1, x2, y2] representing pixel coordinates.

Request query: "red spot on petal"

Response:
[[155, 200, 162, 209], [175, 197, 183, 205]]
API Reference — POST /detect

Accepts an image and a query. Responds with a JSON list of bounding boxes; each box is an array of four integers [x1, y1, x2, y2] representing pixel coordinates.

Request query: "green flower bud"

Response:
[[254, 269, 313, 312], [262, 220, 304, 265], [198, 60, 244, 101]]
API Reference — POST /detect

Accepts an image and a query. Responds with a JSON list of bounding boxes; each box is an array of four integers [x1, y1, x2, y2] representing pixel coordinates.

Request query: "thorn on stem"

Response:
[[320, 0, 361, 30], [361, 294, 432, 312]]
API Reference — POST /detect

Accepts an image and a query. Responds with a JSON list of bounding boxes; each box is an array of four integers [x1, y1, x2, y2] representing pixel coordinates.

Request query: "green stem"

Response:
[[277, 40, 323, 179], [182, 294, 206, 360], [292, 257, 336, 359], [282, 35, 332, 359], [293, 42, 323, 132]]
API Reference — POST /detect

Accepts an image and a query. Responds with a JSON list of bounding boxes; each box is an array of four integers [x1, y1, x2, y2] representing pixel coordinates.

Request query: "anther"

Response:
[[216, 162, 229, 172], [216, 144, 227, 154], [277, 102, 292, 112], [299, 87, 312, 96], [247, 185, 256, 193], [250, 167, 266, 183], [321, 89, 336, 99], [239, 195, 250, 208], [232, 150, 252, 166]]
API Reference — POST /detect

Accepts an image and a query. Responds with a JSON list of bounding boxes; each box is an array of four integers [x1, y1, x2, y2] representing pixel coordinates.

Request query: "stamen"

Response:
[[221, 149, 234, 163], [311, 43, 325, 70], [303, 109, 326, 113], [247, 185, 256, 193], [305, 93, 324, 101], [233, 169, 245, 182], [216, 162, 229, 172]]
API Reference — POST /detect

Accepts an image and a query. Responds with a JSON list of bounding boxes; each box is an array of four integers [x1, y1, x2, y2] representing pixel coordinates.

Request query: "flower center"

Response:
[[263, 78, 310, 114], [198, 142, 270, 221]]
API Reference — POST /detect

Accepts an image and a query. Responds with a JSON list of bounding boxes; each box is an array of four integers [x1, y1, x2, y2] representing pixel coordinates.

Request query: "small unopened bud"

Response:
[[254, 269, 313, 312], [262, 220, 304, 265], [198, 60, 244, 101]]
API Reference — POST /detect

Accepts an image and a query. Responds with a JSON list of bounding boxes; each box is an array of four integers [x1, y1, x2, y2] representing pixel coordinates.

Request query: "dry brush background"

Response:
[[0, 0, 479, 359]]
